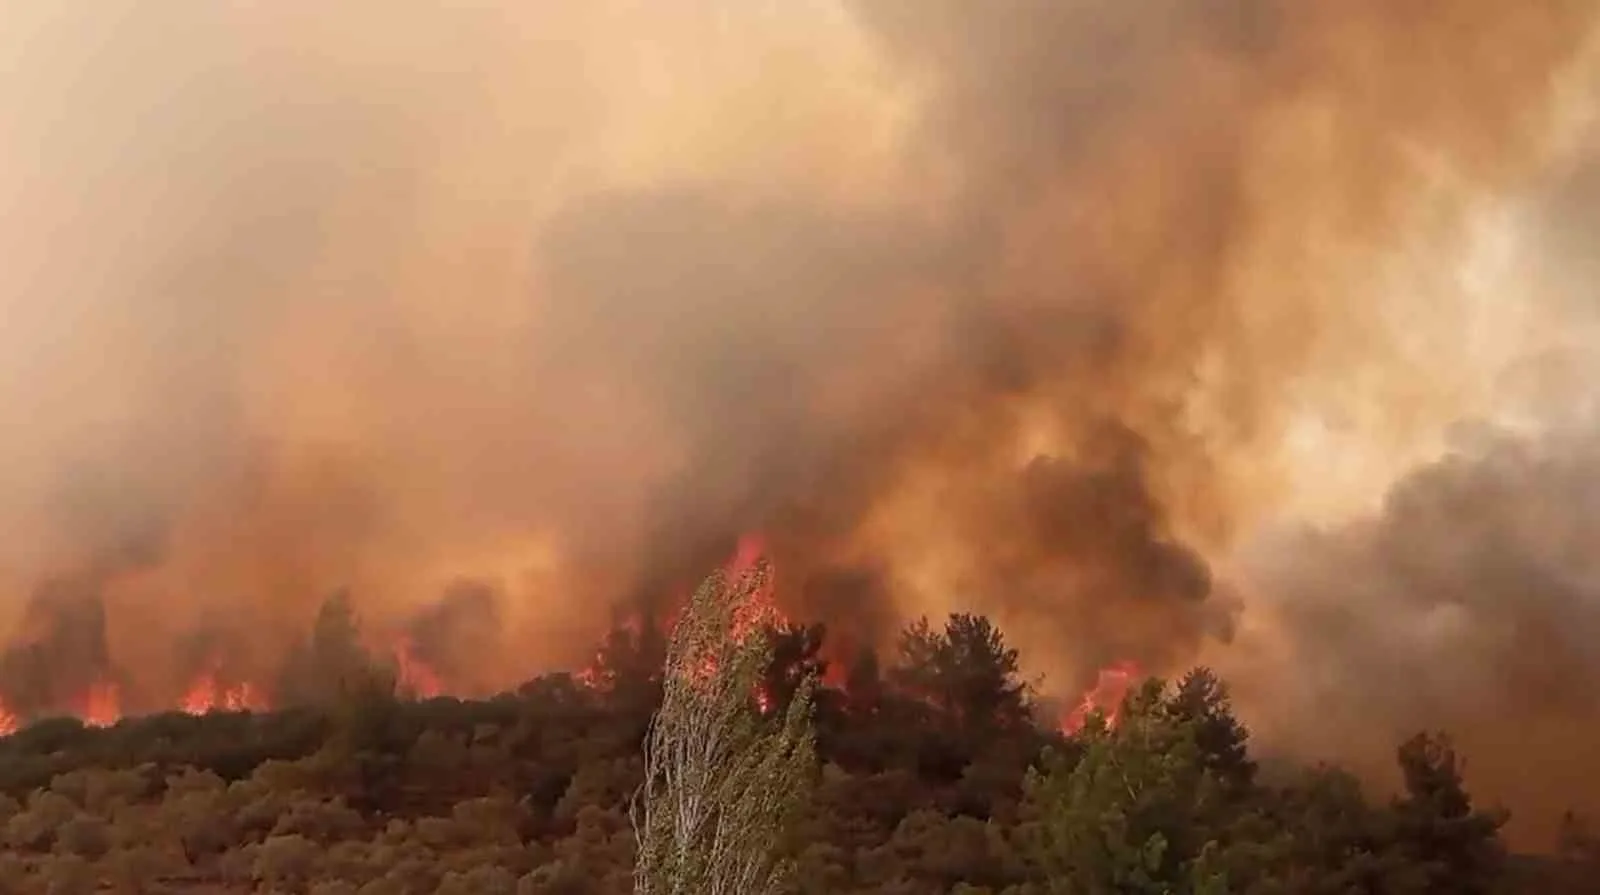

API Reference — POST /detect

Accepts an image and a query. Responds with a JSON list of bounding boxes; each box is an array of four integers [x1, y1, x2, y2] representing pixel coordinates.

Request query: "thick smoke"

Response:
[[1232, 425, 1600, 848], [1223, 88, 1600, 848], [1, 0, 1597, 844]]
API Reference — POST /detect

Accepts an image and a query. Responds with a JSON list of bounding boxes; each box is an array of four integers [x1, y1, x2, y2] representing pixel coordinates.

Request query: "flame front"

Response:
[[0, 535, 1134, 738], [181, 673, 266, 715], [75, 682, 122, 729]]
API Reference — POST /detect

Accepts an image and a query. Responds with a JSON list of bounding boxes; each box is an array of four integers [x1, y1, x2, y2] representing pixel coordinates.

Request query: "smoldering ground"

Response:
[[0, 0, 1597, 846]]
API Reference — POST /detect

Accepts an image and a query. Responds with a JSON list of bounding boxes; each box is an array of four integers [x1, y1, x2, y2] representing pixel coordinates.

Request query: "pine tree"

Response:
[[1021, 679, 1227, 894], [889, 613, 1031, 732], [1389, 732, 1507, 894], [1166, 667, 1256, 792]]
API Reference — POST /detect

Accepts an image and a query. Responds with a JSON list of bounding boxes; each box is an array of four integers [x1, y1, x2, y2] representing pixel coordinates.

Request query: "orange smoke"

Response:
[[0, 537, 1159, 748], [0, 1, 1597, 847]]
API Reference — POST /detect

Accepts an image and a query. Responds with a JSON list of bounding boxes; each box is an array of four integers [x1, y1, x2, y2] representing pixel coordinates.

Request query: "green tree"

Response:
[[631, 558, 817, 895], [277, 590, 385, 707], [1259, 765, 1422, 894], [1165, 668, 1255, 794], [1389, 732, 1507, 894], [889, 614, 1031, 733], [1019, 679, 1238, 894], [284, 593, 409, 813]]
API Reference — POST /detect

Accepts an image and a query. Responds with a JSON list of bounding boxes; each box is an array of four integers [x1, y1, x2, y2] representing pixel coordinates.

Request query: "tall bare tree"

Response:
[[631, 558, 817, 895]]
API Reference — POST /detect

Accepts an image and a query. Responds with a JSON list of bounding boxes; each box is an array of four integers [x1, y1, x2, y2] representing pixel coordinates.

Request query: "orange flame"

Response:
[[1061, 659, 1142, 735], [669, 533, 786, 707], [727, 532, 768, 579], [392, 637, 444, 698], [76, 681, 122, 728], [726, 532, 782, 641], [181, 672, 266, 715], [575, 655, 605, 690], [5, 530, 1140, 737]]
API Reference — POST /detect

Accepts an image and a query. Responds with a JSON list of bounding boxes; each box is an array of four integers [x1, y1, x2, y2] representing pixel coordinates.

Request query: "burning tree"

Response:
[[631, 555, 817, 895], [1021, 678, 1237, 891]]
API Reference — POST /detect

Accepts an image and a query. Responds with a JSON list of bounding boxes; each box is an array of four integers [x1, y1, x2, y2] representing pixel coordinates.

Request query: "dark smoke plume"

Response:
[[0, 577, 114, 718], [400, 580, 507, 696], [1232, 425, 1600, 847]]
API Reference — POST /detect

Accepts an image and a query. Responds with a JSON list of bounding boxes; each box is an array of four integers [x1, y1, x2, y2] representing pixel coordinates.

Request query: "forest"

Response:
[[0, 569, 1593, 894]]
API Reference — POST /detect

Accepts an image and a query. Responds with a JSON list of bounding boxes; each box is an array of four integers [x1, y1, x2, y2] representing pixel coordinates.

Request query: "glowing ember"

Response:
[[392, 637, 445, 698], [0, 699, 17, 737], [76, 681, 122, 728], [1061, 659, 1142, 735]]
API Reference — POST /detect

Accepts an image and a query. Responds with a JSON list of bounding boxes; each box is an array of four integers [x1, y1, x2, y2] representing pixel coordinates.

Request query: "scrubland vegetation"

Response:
[[0, 566, 1593, 894]]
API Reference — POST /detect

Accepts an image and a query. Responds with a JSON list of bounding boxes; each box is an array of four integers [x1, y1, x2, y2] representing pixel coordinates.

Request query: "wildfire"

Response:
[[75, 681, 122, 728], [646, 533, 789, 711], [726, 532, 781, 639], [727, 534, 794, 715], [575, 657, 604, 690], [181, 673, 266, 715], [0, 528, 1142, 740], [392, 637, 444, 699], [1060, 659, 1143, 735]]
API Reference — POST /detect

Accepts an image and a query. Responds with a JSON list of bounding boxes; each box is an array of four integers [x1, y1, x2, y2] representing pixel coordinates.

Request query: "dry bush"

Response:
[[450, 794, 529, 846], [52, 814, 110, 860], [49, 767, 150, 815], [101, 846, 186, 895], [35, 853, 96, 895], [252, 832, 321, 890], [270, 796, 364, 843], [436, 865, 520, 895], [6, 791, 76, 851], [0, 852, 29, 895]]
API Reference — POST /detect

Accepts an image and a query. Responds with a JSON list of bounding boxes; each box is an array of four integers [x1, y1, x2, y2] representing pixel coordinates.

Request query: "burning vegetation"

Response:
[[1, 0, 1598, 856], [0, 536, 1137, 751], [0, 544, 1580, 892]]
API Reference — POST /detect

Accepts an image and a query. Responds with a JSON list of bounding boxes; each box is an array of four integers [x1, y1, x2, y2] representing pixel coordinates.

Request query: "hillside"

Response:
[[0, 607, 1593, 894]]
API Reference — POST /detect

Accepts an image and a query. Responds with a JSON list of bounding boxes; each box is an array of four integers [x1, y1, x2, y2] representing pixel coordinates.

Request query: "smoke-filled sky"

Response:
[[2, 0, 1598, 845]]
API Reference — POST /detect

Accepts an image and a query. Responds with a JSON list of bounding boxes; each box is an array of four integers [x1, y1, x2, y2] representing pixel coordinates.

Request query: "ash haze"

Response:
[[2, 0, 1598, 846]]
